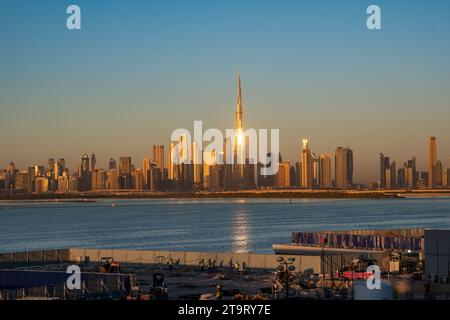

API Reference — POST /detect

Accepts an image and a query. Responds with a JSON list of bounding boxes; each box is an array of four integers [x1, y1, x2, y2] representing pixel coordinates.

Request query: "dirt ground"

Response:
[[13, 262, 450, 300]]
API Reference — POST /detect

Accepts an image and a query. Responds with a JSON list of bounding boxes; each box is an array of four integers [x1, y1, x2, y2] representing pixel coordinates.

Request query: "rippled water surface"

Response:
[[1, 198, 450, 253]]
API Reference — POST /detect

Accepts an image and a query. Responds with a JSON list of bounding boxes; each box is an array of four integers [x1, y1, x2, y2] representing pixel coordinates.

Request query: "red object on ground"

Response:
[[343, 271, 373, 280]]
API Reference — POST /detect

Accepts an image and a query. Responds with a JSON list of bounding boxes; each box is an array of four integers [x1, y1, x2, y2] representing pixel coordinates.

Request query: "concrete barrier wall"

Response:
[[69, 248, 321, 273], [1, 248, 320, 273]]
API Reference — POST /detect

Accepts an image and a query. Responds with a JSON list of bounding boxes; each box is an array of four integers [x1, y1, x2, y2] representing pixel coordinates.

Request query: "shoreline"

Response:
[[0, 190, 391, 201], [1, 190, 450, 201]]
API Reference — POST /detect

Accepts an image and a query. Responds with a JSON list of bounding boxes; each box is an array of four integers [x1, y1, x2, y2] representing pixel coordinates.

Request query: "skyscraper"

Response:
[[428, 136, 437, 189], [335, 147, 353, 190], [257, 153, 277, 187], [119, 157, 132, 189], [119, 157, 131, 176], [90, 154, 97, 172], [379, 154, 396, 189], [173, 134, 190, 188], [436, 160, 443, 187], [203, 150, 220, 190], [301, 139, 313, 189], [168, 142, 175, 180], [6, 162, 16, 189], [47, 158, 55, 172], [319, 154, 332, 189], [35, 177, 49, 194], [276, 161, 291, 187], [142, 157, 151, 188], [149, 167, 162, 191], [56, 158, 65, 178], [223, 137, 233, 188], [109, 158, 117, 170], [58, 158, 66, 171], [92, 169, 107, 191], [388, 161, 397, 189], [289, 166, 297, 187], [406, 157, 417, 189], [0, 170, 6, 190], [233, 73, 245, 184], [34, 165, 45, 177], [191, 142, 202, 185], [346, 148, 353, 187], [80, 154, 90, 191], [57, 174, 69, 193], [151, 146, 165, 188], [152, 145, 165, 169], [107, 168, 119, 190], [15, 171, 31, 192], [312, 153, 320, 188], [379, 153, 390, 189], [132, 169, 144, 191], [295, 162, 301, 187]]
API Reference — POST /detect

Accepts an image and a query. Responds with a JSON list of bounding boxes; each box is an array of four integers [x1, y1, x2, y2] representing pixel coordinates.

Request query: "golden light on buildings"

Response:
[[302, 138, 309, 150], [237, 130, 244, 146]]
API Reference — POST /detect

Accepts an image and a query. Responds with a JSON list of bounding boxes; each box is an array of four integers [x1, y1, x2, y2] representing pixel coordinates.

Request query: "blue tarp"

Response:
[[0, 269, 131, 291]]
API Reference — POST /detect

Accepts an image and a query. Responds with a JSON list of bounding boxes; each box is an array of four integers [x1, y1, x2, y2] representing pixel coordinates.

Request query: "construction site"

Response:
[[0, 228, 449, 300]]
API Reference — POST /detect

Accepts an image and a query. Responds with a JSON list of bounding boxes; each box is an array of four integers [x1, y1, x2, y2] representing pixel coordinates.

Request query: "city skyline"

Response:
[[0, 73, 449, 190], [1, 72, 449, 185], [1, 134, 449, 192], [1, 74, 450, 186], [1, 131, 449, 185], [1, 1, 450, 183]]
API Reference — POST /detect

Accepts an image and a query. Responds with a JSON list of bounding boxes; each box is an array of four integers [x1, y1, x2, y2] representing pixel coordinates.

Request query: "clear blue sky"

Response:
[[1, 0, 450, 183]]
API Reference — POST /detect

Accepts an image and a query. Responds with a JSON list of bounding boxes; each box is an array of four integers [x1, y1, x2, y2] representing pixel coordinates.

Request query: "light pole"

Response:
[[277, 257, 296, 299]]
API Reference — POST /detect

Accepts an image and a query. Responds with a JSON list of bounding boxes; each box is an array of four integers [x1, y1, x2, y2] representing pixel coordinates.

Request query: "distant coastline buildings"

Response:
[[377, 136, 449, 191], [0, 77, 449, 194]]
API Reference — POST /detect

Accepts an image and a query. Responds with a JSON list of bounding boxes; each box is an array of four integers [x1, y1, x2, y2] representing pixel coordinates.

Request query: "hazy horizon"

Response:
[[1, 0, 450, 183]]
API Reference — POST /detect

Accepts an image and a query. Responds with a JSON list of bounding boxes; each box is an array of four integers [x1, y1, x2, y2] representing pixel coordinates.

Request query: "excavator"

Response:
[[99, 257, 121, 273]]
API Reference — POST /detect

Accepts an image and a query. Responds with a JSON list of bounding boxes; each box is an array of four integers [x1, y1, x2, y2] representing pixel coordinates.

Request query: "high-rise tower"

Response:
[[379, 153, 390, 189], [335, 147, 353, 190], [80, 154, 90, 191], [90, 154, 97, 172], [152, 145, 165, 169], [319, 154, 332, 188], [235, 73, 243, 134], [301, 139, 313, 189], [109, 158, 116, 170], [428, 136, 437, 189], [233, 73, 245, 184]]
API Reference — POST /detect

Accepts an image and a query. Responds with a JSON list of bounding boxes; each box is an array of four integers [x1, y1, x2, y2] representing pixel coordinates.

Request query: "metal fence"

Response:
[[0, 249, 70, 268]]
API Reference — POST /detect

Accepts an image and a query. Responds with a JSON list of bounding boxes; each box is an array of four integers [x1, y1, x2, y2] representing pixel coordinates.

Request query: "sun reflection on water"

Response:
[[232, 209, 250, 253]]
